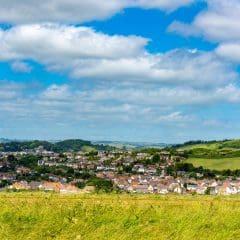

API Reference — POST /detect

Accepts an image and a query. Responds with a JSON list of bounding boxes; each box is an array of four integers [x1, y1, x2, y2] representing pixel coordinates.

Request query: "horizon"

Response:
[[1, 1, 240, 142], [0, 136, 236, 145]]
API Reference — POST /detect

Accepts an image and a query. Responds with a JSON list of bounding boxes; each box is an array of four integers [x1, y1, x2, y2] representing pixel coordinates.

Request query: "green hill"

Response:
[[0, 193, 240, 240], [175, 139, 240, 170], [0, 139, 113, 152]]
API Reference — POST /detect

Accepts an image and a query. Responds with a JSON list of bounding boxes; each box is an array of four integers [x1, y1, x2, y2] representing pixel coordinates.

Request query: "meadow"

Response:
[[177, 139, 240, 170], [0, 193, 240, 240], [185, 157, 240, 170]]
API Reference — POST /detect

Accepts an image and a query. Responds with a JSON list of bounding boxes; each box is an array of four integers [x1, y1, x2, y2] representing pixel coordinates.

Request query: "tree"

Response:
[[205, 187, 211, 195], [86, 177, 114, 193], [152, 154, 160, 163]]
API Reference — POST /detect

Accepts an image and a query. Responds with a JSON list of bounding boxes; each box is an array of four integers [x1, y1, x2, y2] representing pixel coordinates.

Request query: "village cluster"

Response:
[[0, 146, 240, 195]]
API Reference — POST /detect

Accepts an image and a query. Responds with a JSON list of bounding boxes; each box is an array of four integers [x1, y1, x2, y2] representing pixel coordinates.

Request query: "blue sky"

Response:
[[0, 0, 240, 143]]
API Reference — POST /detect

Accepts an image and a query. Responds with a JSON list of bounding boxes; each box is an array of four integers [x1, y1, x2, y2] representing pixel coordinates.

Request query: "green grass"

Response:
[[178, 140, 240, 169], [1, 193, 240, 239], [185, 157, 240, 170], [178, 139, 240, 151], [179, 143, 220, 151], [81, 146, 96, 152]]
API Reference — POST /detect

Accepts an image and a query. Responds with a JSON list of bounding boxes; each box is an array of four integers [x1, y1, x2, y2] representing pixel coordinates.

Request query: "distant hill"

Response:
[[0, 139, 113, 152], [174, 139, 239, 151], [93, 141, 170, 150], [0, 138, 12, 143], [0, 138, 171, 152]]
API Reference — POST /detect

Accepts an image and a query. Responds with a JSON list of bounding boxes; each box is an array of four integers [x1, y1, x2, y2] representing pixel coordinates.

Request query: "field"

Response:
[[1, 193, 240, 240], [81, 145, 96, 152], [185, 157, 240, 170], [178, 139, 240, 151], [177, 139, 240, 170]]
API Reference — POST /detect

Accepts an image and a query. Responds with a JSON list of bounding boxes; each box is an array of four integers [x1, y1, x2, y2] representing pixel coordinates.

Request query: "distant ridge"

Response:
[[93, 140, 171, 149], [0, 138, 172, 150], [0, 139, 114, 152], [0, 138, 12, 143]]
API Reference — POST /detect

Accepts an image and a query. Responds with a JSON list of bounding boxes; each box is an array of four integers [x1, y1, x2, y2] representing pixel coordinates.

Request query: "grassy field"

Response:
[[178, 139, 240, 151], [179, 143, 220, 151], [81, 145, 96, 152], [185, 157, 240, 170], [1, 193, 240, 240]]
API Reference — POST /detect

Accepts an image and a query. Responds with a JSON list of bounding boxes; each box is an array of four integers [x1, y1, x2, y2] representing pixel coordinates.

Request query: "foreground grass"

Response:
[[0, 193, 240, 240], [185, 157, 240, 170]]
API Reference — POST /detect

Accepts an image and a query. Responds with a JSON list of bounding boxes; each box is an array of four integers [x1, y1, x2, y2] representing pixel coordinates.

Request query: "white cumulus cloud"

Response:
[[0, 24, 236, 88], [168, 0, 240, 63], [0, 24, 147, 62], [0, 0, 195, 24], [11, 61, 32, 73]]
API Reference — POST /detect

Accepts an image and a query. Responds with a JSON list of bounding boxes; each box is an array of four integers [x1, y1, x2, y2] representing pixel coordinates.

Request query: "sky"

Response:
[[1, 0, 240, 143]]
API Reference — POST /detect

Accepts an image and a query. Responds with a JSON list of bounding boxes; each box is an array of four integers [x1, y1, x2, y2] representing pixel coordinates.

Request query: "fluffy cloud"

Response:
[[76, 84, 240, 106], [0, 0, 194, 24], [11, 61, 32, 73], [193, 0, 240, 43], [40, 84, 71, 100], [1, 81, 240, 140], [168, 21, 201, 37], [0, 81, 24, 100], [0, 0, 125, 24], [0, 24, 147, 62], [157, 111, 194, 124], [130, 0, 194, 11], [168, 0, 240, 63], [0, 24, 236, 88], [169, 0, 240, 42], [216, 43, 240, 63], [71, 50, 237, 87]]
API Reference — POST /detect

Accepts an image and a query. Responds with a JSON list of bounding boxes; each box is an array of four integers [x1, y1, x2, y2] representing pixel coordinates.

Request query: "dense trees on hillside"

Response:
[[167, 162, 240, 179], [0, 139, 113, 152]]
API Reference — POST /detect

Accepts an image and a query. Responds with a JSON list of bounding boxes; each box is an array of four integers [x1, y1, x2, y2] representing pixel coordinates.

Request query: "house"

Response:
[[82, 186, 95, 193], [29, 181, 42, 190], [168, 182, 183, 194], [196, 186, 207, 195], [187, 183, 198, 192], [133, 185, 149, 194], [148, 185, 154, 193], [136, 153, 148, 160], [146, 166, 157, 175], [16, 167, 32, 174], [0, 173, 16, 181], [59, 184, 80, 194], [39, 182, 62, 192], [221, 182, 238, 195], [9, 181, 31, 190], [157, 184, 169, 194]]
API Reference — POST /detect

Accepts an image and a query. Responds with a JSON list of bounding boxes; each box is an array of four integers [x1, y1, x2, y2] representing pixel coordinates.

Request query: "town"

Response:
[[1, 142, 240, 195]]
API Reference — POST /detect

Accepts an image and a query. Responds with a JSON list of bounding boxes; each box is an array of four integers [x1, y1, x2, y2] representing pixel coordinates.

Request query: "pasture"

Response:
[[0, 193, 240, 240], [185, 157, 240, 170]]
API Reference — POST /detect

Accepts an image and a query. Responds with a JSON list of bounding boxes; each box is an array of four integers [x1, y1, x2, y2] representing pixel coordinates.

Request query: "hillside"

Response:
[[0, 193, 240, 240], [175, 139, 240, 170], [94, 141, 169, 150], [0, 138, 12, 143], [0, 139, 113, 152], [176, 139, 240, 150]]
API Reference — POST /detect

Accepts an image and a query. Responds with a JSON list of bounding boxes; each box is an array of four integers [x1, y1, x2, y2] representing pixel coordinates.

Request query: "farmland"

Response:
[[185, 157, 240, 170], [177, 139, 240, 170], [1, 193, 240, 240]]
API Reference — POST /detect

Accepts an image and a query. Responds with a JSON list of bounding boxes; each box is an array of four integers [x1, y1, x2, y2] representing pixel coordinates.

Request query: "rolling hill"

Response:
[[0, 139, 113, 152], [176, 139, 240, 170]]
